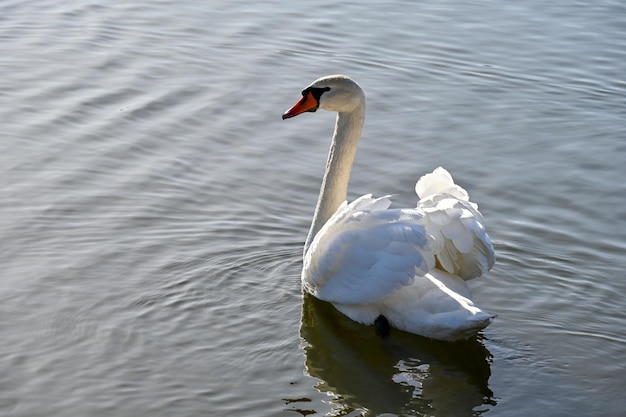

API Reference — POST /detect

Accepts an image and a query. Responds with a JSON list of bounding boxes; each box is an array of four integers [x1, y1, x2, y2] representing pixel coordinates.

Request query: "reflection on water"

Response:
[[299, 294, 494, 416]]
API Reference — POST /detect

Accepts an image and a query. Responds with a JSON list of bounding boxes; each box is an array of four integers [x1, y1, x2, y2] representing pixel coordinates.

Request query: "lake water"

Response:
[[1, 1, 625, 416]]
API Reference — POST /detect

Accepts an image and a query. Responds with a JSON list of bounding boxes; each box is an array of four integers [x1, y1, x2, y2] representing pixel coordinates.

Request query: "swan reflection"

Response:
[[300, 294, 495, 416]]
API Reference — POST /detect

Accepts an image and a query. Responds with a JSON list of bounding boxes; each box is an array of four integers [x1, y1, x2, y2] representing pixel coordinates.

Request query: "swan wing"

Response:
[[302, 195, 437, 304], [302, 168, 495, 305], [416, 167, 495, 280]]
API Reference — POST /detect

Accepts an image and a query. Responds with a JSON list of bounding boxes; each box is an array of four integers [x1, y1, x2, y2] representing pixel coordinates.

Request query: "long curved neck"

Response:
[[305, 105, 365, 255]]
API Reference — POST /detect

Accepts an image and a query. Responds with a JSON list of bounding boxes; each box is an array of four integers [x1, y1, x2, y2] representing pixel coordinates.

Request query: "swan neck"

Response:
[[305, 106, 365, 254]]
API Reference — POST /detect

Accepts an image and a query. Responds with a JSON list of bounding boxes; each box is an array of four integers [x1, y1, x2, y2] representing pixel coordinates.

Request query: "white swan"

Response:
[[282, 75, 495, 341]]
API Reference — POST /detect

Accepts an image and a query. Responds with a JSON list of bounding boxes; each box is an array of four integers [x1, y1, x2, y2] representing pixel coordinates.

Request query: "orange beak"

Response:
[[282, 91, 319, 120]]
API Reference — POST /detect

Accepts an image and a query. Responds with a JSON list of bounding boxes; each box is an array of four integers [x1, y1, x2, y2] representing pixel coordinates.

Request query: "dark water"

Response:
[[1, 1, 625, 416]]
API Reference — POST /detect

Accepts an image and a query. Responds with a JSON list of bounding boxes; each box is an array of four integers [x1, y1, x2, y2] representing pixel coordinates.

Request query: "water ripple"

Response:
[[1, 0, 625, 416]]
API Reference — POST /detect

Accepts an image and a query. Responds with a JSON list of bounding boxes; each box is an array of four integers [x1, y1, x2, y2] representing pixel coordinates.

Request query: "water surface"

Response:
[[1, 1, 625, 416]]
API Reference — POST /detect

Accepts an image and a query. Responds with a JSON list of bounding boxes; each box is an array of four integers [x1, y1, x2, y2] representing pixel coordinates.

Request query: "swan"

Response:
[[282, 75, 495, 341]]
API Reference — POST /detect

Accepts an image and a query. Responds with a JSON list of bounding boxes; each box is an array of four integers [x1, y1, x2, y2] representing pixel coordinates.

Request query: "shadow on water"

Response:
[[299, 294, 495, 416]]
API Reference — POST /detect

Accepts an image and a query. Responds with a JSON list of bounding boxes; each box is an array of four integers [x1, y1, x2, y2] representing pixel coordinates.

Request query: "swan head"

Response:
[[282, 74, 365, 119]]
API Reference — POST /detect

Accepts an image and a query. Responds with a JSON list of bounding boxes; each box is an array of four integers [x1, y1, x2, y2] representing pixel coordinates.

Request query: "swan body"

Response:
[[283, 75, 495, 341]]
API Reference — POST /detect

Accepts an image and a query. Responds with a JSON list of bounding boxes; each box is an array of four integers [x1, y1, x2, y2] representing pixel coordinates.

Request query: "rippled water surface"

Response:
[[2, 1, 625, 416]]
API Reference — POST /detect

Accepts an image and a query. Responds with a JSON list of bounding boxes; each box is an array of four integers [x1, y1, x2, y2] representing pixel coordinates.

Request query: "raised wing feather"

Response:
[[416, 167, 495, 280], [302, 195, 436, 305]]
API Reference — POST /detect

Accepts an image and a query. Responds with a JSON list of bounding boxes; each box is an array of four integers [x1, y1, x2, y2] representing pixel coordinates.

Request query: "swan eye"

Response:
[[308, 87, 331, 102], [301, 86, 331, 98]]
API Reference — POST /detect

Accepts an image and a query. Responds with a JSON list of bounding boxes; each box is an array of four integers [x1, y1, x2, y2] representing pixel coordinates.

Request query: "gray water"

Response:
[[1, 1, 625, 416]]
